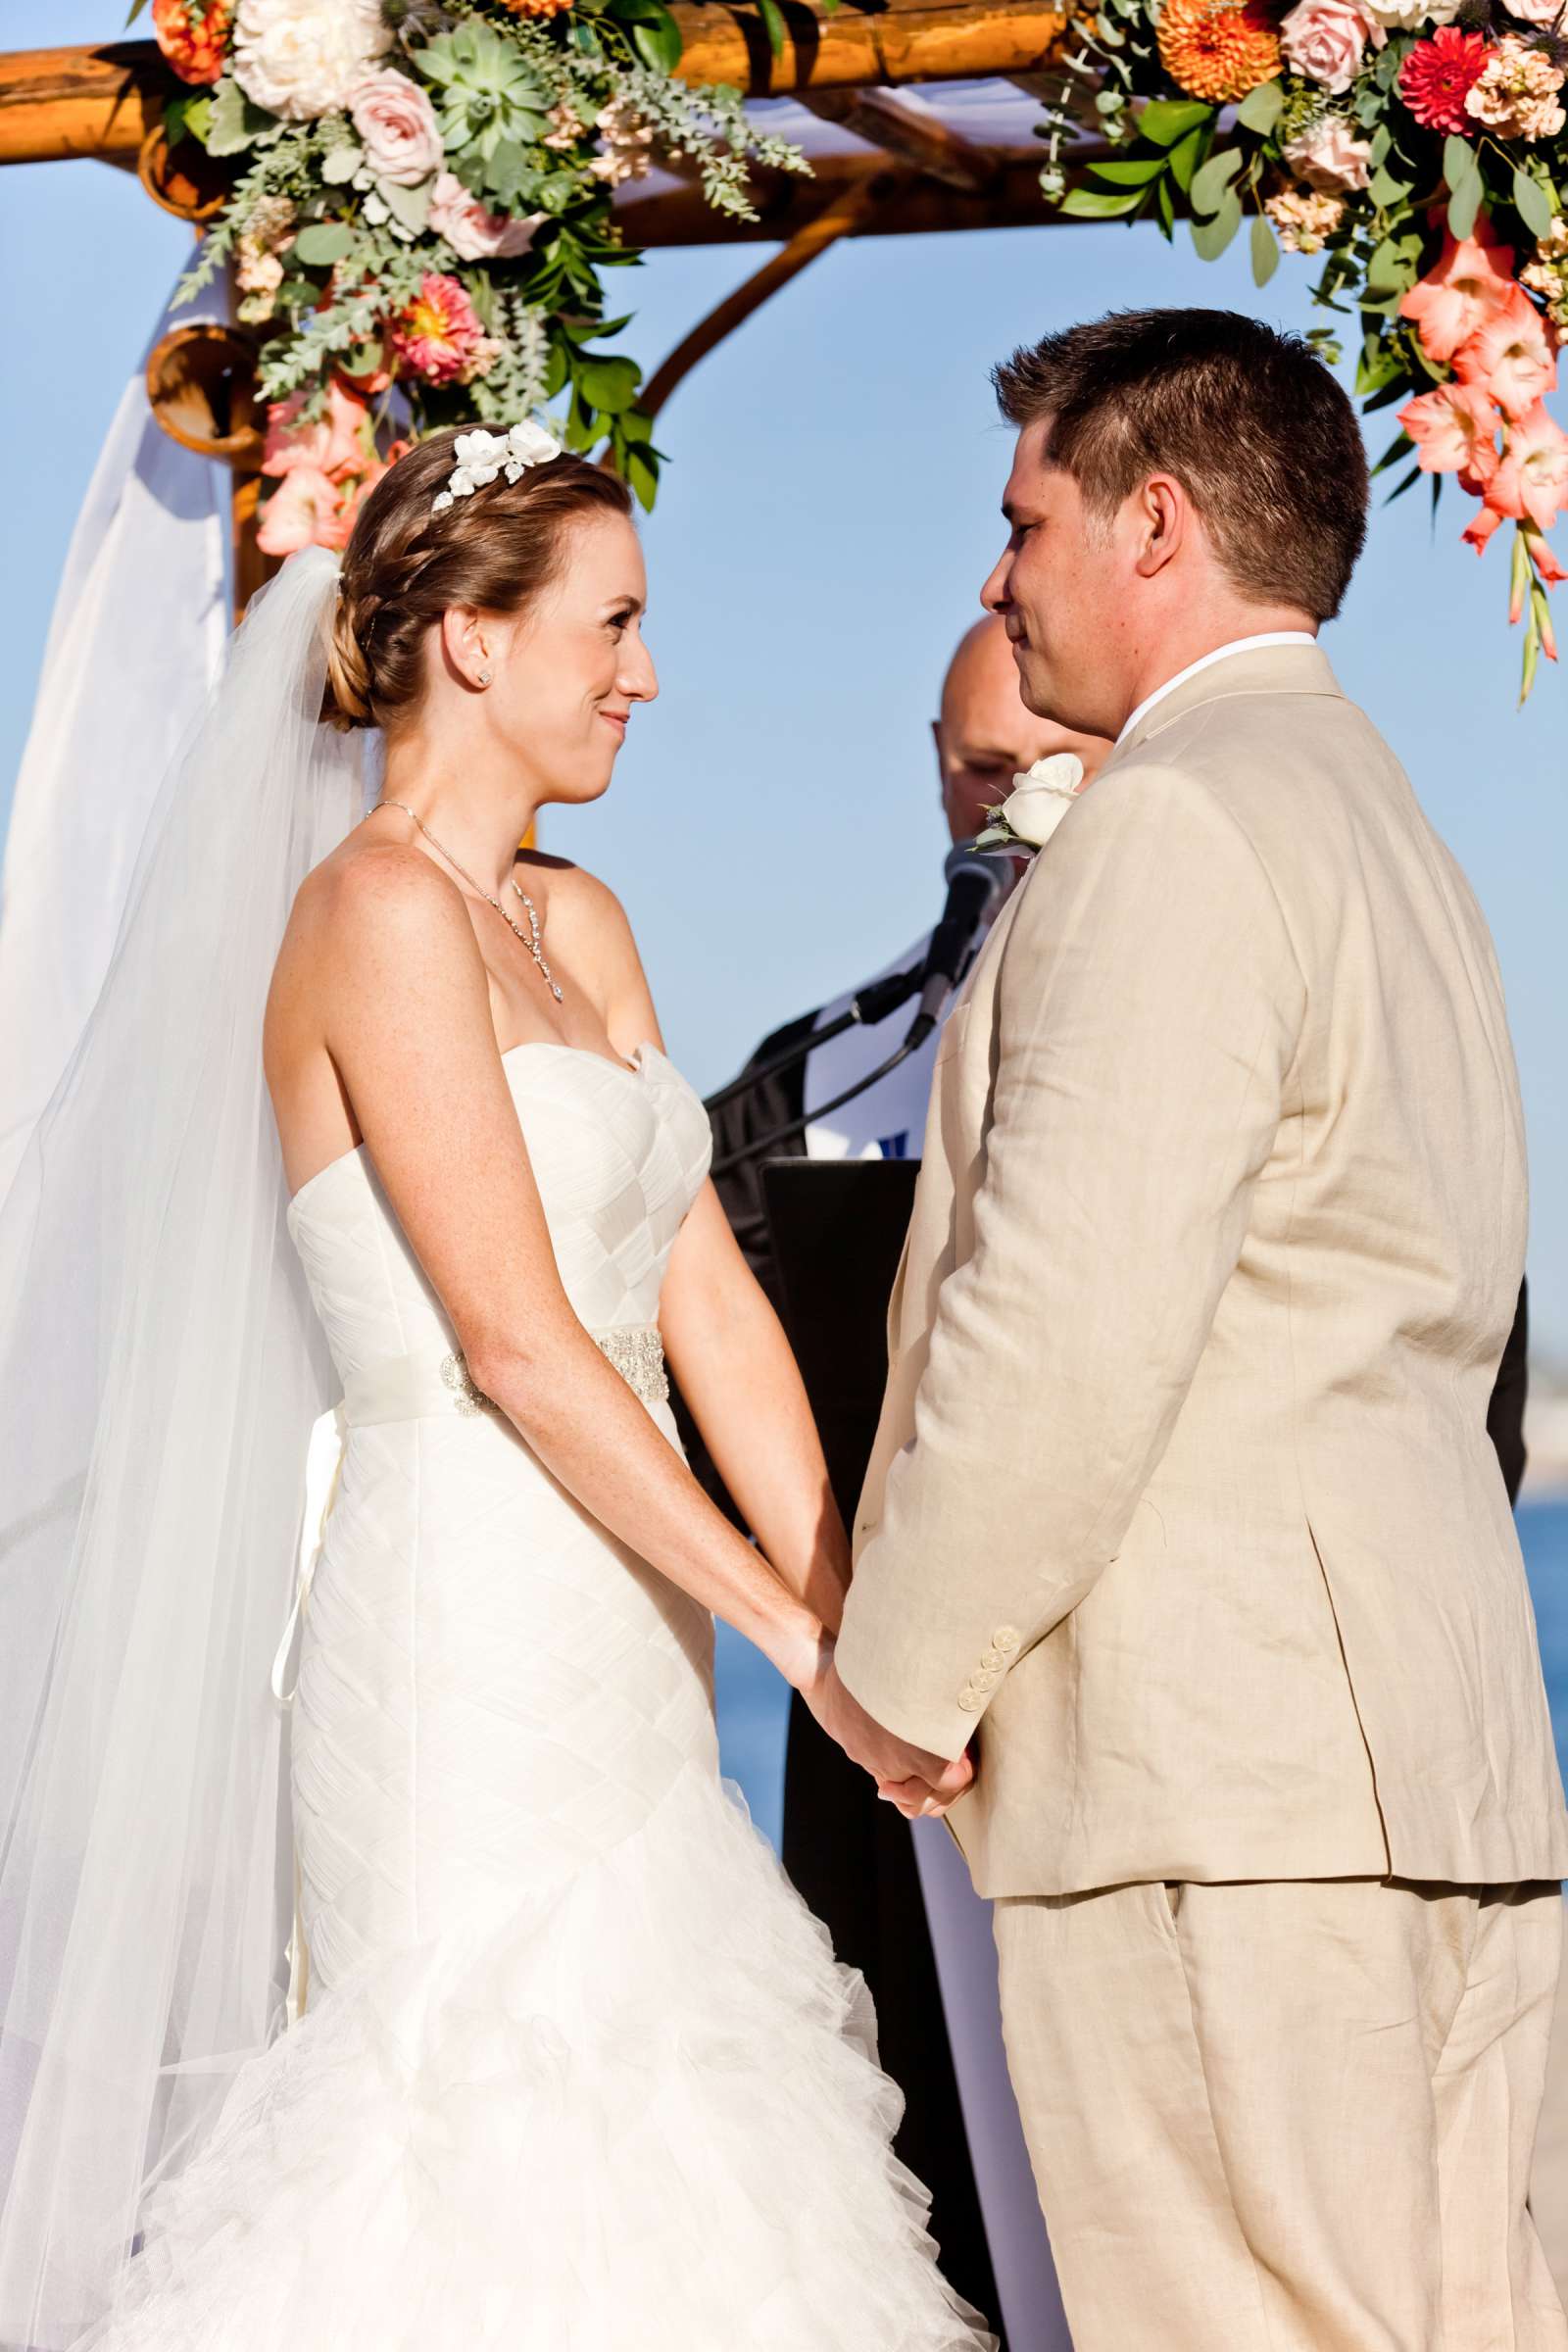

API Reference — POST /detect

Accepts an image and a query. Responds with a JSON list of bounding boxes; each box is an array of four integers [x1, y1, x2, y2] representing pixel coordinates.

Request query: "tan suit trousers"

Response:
[[993, 1877, 1567, 2351]]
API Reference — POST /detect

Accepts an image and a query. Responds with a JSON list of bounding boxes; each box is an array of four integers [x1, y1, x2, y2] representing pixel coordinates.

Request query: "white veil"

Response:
[[0, 548, 365, 2347]]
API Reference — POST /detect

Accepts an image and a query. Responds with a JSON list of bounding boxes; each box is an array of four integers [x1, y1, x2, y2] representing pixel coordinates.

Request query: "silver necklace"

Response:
[[373, 799, 564, 1003]]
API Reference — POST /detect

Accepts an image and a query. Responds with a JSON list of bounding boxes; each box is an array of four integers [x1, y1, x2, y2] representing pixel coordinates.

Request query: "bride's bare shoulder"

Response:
[[515, 850, 636, 958], [294, 830, 466, 946]]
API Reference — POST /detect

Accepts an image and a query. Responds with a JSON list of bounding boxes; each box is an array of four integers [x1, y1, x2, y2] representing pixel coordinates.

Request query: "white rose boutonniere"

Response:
[[973, 753, 1087, 855]]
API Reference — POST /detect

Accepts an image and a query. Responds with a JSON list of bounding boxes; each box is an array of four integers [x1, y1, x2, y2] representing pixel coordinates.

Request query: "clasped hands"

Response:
[[803, 1638, 974, 1821]]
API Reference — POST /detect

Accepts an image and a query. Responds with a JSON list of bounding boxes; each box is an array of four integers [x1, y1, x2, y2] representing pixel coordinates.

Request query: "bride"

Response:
[[0, 423, 981, 2350]]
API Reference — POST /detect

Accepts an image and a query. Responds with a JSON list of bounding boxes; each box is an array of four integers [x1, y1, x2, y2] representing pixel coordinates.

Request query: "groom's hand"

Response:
[[804, 1650, 974, 1817]]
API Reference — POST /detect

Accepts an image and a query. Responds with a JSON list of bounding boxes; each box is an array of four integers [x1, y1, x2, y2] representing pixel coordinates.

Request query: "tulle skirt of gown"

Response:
[[89, 1390, 994, 2351]]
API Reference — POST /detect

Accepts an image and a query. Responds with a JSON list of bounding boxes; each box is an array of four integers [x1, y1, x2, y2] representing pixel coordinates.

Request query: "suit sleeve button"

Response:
[[994, 1626, 1021, 1652]]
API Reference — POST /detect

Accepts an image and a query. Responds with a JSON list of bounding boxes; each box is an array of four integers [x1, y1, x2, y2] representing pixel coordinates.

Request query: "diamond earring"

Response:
[[477, 667, 492, 687]]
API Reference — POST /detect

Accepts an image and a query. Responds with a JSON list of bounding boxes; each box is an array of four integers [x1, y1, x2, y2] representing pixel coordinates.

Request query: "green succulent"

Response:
[[416, 23, 550, 160]]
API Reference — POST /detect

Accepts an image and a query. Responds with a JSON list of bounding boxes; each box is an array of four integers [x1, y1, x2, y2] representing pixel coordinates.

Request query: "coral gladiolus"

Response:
[[1461, 502, 1505, 554], [1398, 379, 1500, 485], [262, 381, 373, 482], [1453, 287, 1558, 419], [256, 466, 353, 557], [1489, 400, 1568, 532], [1400, 226, 1517, 365], [1527, 528, 1568, 584]]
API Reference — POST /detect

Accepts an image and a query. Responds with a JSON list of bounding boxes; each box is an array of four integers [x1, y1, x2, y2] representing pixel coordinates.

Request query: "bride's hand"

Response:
[[793, 1639, 974, 1817]]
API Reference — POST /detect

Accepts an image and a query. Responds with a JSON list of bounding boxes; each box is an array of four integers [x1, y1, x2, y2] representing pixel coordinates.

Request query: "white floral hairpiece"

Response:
[[431, 420, 564, 514]]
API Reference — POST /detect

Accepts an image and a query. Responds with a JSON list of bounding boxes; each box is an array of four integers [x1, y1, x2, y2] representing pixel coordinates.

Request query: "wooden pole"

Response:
[[0, 10, 1073, 167], [641, 178, 878, 423]]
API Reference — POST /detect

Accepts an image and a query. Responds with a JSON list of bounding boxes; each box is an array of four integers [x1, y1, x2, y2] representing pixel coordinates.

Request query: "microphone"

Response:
[[906, 842, 1017, 1044]]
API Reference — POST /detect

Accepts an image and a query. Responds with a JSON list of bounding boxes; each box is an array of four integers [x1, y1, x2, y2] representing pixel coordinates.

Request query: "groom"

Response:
[[819, 309, 1568, 2347]]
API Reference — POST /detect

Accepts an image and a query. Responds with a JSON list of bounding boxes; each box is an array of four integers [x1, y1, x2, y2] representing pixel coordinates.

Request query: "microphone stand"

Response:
[[709, 1026, 933, 1180], [702, 962, 925, 1119]]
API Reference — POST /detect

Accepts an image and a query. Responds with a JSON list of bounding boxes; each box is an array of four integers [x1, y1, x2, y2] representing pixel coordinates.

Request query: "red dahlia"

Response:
[[1398, 26, 1491, 135]]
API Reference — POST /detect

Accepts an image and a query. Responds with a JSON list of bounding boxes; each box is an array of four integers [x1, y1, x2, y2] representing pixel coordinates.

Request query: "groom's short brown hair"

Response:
[[993, 309, 1368, 621]]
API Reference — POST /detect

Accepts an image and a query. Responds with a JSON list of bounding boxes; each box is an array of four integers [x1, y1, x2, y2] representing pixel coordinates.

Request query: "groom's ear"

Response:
[[1129, 473, 1186, 581]]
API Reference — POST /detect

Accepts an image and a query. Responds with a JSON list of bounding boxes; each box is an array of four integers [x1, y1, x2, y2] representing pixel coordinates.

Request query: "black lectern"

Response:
[[760, 1156, 1004, 2343], [760, 1156, 919, 1526]]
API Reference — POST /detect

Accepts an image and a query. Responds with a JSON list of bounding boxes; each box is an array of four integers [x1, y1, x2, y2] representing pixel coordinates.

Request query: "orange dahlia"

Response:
[[495, 0, 574, 16], [152, 0, 234, 86], [1157, 0, 1281, 102]]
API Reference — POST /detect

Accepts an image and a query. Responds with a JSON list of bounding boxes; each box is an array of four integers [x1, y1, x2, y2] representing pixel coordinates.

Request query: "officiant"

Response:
[[690, 618, 1110, 2351]]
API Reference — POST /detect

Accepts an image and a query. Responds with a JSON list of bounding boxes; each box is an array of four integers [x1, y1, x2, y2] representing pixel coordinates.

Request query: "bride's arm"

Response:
[[552, 860, 852, 1633], [660, 1185, 852, 1635]]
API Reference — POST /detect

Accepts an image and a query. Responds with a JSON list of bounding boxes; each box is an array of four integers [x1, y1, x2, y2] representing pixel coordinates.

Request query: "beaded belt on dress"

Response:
[[339, 1326, 668, 1426]]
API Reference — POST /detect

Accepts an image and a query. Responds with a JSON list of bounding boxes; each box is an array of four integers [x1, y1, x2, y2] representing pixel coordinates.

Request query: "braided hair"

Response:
[[320, 429, 633, 734]]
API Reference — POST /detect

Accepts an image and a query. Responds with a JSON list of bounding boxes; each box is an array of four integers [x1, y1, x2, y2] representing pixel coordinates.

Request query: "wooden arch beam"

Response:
[[0, 7, 1073, 168]]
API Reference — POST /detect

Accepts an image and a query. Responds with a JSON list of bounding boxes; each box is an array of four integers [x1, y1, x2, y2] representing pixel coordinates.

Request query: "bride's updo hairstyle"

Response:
[[321, 427, 632, 733]]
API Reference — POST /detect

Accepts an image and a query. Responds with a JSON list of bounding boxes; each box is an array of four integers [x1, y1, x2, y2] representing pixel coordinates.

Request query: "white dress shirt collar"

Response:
[[1116, 632, 1317, 746]]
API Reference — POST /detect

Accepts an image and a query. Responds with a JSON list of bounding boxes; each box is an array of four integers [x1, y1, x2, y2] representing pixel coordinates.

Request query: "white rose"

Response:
[[998, 753, 1086, 849], [1360, 0, 1460, 24], [232, 0, 391, 122]]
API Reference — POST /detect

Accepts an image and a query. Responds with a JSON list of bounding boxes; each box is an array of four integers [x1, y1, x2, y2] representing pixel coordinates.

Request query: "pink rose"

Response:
[[1453, 285, 1558, 419], [427, 171, 544, 262], [1280, 0, 1381, 91], [346, 68, 443, 187], [262, 380, 372, 482], [256, 466, 352, 557], [1281, 114, 1374, 191]]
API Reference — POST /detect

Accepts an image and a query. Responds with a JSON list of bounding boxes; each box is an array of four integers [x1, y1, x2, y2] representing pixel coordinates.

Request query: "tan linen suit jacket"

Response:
[[834, 642, 1568, 1899]]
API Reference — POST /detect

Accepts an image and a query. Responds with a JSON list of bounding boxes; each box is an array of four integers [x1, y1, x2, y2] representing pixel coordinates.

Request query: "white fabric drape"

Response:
[[0, 279, 229, 1205]]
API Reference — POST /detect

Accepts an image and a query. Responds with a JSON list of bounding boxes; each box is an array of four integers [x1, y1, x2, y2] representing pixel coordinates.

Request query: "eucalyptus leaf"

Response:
[[380, 176, 433, 236], [1190, 188, 1242, 260], [1059, 185, 1146, 218], [1447, 171, 1483, 241], [1167, 124, 1208, 196], [1514, 164, 1554, 240], [1373, 32, 1413, 89], [1443, 133, 1480, 195], [206, 77, 271, 158], [1189, 145, 1244, 217], [1139, 98, 1214, 147], [321, 145, 363, 185], [292, 221, 355, 267], [1369, 122, 1392, 168], [1236, 77, 1285, 134], [1088, 154, 1171, 185], [1368, 163, 1413, 210], [1250, 211, 1279, 287]]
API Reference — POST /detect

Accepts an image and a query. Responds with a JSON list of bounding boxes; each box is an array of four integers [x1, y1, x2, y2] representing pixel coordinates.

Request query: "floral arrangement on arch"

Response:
[[1036, 0, 1568, 694], [137, 0, 809, 554]]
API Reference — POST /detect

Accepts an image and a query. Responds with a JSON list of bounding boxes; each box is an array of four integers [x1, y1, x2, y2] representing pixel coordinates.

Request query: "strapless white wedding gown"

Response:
[[95, 1042, 991, 2351]]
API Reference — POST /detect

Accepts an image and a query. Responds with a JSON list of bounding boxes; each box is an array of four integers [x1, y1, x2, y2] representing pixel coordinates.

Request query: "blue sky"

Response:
[[4, 2, 1565, 1353]]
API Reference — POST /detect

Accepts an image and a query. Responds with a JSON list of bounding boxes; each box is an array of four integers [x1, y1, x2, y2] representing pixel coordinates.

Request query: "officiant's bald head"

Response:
[[934, 616, 1110, 846]]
